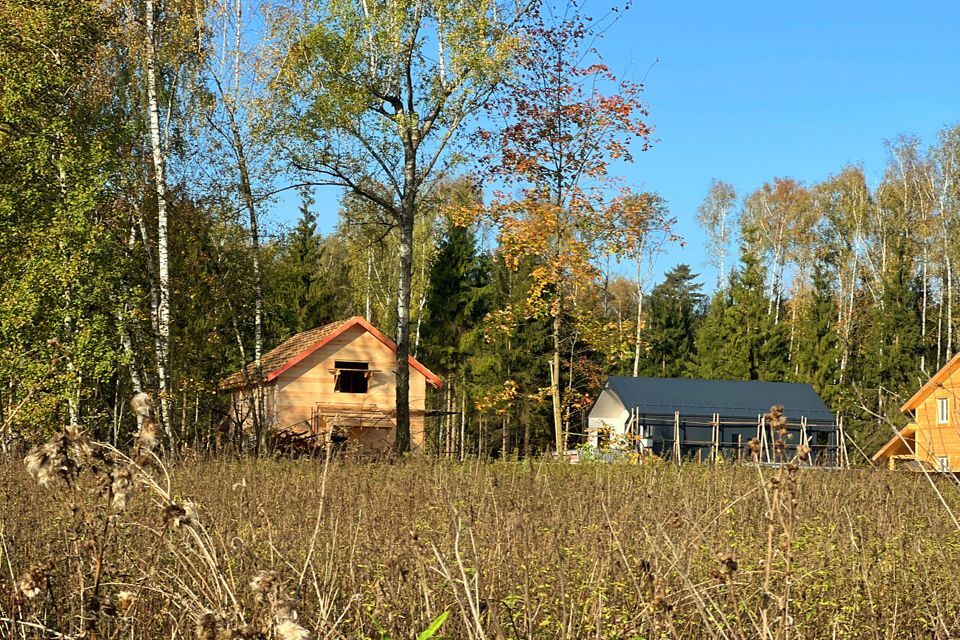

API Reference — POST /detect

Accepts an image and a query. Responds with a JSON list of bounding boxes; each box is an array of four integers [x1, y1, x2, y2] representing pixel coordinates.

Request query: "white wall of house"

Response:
[[587, 389, 630, 447]]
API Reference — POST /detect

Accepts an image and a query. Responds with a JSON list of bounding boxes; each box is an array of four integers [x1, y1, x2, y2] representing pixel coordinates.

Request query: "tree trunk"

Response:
[[502, 338, 512, 457], [366, 249, 373, 320], [228, 110, 265, 454], [921, 248, 928, 372], [948, 258, 954, 360], [144, 0, 172, 440], [632, 263, 644, 377], [459, 389, 466, 462], [394, 200, 414, 452], [719, 209, 727, 290], [550, 311, 563, 455], [523, 406, 532, 459]]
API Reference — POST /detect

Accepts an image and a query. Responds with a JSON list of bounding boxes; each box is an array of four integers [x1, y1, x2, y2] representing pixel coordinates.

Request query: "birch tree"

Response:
[[196, 0, 272, 451], [697, 179, 737, 291], [142, 0, 175, 437], [741, 178, 812, 324], [266, 0, 518, 451]]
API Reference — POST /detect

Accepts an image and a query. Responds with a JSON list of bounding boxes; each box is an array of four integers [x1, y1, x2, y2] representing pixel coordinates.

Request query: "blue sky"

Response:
[[267, 0, 960, 293]]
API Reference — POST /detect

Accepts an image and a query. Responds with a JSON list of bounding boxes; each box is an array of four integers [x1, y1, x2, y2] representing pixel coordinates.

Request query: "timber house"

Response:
[[874, 352, 960, 472], [587, 376, 843, 465], [219, 316, 442, 452]]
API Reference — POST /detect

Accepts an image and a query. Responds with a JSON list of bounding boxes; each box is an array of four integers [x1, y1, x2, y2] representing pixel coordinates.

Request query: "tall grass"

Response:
[[3, 441, 960, 638]]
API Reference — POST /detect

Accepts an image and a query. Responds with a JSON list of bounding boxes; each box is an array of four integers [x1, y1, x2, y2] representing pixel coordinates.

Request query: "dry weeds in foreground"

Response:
[[2, 436, 960, 638]]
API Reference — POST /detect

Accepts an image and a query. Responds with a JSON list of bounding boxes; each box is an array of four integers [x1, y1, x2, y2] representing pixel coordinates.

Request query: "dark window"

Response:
[[334, 361, 369, 394]]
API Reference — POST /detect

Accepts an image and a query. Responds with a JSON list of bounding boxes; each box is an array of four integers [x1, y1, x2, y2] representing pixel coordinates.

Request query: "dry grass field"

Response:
[[2, 449, 960, 639]]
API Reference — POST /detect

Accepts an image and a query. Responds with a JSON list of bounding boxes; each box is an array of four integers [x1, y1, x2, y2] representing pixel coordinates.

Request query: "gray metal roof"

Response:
[[603, 376, 836, 423]]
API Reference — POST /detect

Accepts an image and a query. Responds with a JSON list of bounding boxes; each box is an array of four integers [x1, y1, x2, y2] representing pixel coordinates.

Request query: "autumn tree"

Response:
[[469, 3, 655, 453], [265, 0, 518, 451], [741, 178, 813, 324]]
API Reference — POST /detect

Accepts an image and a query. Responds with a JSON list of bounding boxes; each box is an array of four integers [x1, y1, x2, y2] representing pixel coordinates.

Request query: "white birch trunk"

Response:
[[145, 0, 172, 439]]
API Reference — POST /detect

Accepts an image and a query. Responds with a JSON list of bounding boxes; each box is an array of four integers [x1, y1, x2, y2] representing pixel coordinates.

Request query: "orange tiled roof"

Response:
[[218, 316, 442, 390], [218, 318, 352, 390]]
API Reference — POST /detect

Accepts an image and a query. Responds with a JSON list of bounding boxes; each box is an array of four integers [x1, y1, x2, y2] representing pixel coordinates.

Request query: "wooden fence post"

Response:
[[673, 411, 681, 465]]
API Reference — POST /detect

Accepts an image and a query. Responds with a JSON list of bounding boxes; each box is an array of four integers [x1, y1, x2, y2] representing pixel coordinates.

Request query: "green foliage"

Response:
[[0, 0, 127, 439], [694, 249, 788, 381], [416, 611, 450, 640], [640, 264, 705, 377], [422, 221, 490, 377], [791, 263, 841, 404]]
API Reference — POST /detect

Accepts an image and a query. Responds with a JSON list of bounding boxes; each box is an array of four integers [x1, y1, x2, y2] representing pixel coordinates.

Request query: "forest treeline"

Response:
[[1, 0, 956, 457]]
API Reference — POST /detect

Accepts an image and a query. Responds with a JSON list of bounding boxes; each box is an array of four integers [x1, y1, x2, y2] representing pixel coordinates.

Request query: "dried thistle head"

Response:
[[218, 625, 257, 639], [796, 444, 811, 459], [131, 392, 153, 418], [712, 552, 738, 583], [110, 465, 137, 511], [250, 570, 281, 604], [747, 438, 762, 457], [137, 416, 162, 452], [196, 611, 219, 640], [115, 590, 136, 615], [717, 552, 738, 575], [275, 619, 309, 640], [24, 434, 72, 486], [64, 425, 94, 460], [164, 501, 199, 529], [18, 563, 48, 599], [274, 599, 298, 623]]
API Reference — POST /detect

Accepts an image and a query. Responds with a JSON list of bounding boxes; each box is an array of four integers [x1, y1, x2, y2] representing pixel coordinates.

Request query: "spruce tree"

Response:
[[691, 290, 731, 379], [694, 248, 788, 380], [792, 263, 841, 404], [422, 222, 490, 377], [642, 264, 705, 377], [286, 193, 323, 333]]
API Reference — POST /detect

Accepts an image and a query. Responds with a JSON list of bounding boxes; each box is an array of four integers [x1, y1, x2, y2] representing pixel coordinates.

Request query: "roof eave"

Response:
[[899, 351, 960, 413], [226, 316, 444, 390]]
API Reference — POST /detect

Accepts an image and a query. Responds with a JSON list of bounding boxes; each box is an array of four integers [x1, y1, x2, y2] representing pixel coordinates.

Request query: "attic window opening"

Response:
[[334, 361, 370, 394]]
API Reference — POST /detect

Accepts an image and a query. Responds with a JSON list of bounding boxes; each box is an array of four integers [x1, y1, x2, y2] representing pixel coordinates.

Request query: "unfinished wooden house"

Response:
[[587, 376, 842, 464], [873, 352, 960, 471], [219, 316, 442, 452]]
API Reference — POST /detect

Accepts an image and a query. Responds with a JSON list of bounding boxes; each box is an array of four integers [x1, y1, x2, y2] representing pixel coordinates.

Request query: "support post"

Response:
[[673, 410, 681, 465], [712, 413, 720, 463], [838, 415, 848, 468], [800, 416, 809, 465]]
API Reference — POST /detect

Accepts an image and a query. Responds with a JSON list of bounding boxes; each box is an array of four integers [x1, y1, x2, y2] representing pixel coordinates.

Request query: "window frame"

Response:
[[333, 361, 370, 394], [937, 397, 949, 425]]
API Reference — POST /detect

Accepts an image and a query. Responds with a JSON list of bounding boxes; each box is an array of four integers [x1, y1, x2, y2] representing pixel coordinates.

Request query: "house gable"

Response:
[[219, 316, 442, 390], [899, 351, 960, 413], [875, 354, 960, 471]]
